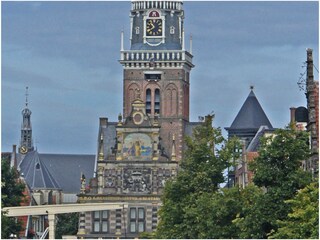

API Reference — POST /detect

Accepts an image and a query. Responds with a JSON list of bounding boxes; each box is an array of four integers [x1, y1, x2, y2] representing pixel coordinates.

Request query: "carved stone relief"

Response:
[[123, 168, 152, 194]]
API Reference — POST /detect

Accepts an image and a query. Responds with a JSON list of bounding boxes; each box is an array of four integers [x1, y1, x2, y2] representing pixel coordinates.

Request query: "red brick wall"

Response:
[[123, 68, 191, 161]]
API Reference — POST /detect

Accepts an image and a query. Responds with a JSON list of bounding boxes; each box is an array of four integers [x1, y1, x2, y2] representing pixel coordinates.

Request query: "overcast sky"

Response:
[[2, 1, 319, 154]]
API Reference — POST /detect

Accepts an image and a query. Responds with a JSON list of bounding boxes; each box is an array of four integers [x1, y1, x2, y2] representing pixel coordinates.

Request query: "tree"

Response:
[[155, 116, 234, 238], [181, 186, 244, 239], [233, 128, 312, 238], [55, 212, 79, 239], [1, 156, 26, 239], [269, 181, 319, 239]]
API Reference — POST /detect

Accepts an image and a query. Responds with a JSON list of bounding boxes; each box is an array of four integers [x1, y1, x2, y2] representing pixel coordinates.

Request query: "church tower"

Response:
[[19, 87, 34, 154], [77, 1, 200, 238], [120, 0, 194, 160]]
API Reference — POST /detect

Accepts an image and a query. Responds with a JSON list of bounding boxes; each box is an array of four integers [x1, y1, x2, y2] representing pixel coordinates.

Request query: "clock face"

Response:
[[20, 145, 28, 154], [146, 19, 162, 37]]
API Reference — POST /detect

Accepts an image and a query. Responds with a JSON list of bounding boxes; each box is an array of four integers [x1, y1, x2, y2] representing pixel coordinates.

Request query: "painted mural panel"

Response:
[[123, 133, 152, 160]]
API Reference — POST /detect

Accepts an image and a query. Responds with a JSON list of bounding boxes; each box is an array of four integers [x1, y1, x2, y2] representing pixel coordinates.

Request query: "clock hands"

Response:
[[147, 20, 155, 31], [146, 19, 162, 36]]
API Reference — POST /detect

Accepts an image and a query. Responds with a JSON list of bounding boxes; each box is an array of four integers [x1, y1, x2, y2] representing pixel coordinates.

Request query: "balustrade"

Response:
[[131, 1, 182, 11], [121, 50, 191, 62]]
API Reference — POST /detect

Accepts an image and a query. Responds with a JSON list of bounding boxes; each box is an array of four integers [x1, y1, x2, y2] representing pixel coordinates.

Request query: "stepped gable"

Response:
[[18, 150, 61, 190]]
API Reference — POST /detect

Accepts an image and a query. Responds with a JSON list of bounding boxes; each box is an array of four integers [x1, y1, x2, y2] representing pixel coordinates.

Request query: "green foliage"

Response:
[[156, 118, 235, 238], [251, 128, 311, 190], [156, 125, 314, 239], [182, 187, 244, 239], [234, 128, 313, 238], [55, 212, 79, 239], [1, 156, 25, 239], [138, 231, 157, 239], [1, 156, 26, 207], [269, 181, 319, 239]]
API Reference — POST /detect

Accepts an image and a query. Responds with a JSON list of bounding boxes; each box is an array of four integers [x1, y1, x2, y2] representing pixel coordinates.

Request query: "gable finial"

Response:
[[250, 85, 254, 90]]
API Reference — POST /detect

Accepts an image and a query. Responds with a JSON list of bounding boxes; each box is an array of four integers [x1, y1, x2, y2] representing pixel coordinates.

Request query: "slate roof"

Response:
[[226, 90, 273, 131], [18, 151, 61, 190], [18, 151, 95, 193]]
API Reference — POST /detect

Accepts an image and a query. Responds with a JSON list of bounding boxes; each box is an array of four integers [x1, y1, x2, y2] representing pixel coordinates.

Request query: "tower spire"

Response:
[[25, 86, 29, 108], [19, 86, 34, 154]]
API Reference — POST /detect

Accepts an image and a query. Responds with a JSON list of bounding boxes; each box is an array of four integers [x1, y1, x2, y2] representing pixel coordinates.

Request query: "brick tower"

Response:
[[120, 0, 194, 160]]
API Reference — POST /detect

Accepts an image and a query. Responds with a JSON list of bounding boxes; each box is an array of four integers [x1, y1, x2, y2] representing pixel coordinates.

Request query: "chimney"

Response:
[[99, 117, 108, 127], [290, 107, 296, 124]]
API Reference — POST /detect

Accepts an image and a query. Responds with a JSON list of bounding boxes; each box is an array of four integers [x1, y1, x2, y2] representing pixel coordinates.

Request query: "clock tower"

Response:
[[120, 0, 194, 160], [78, 1, 199, 238]]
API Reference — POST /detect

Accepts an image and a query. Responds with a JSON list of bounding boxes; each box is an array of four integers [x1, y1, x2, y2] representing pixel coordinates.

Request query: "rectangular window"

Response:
[[129, 207, 145, 233], [92, 211, 109, 233], [138, 221, 144, 232], [94, 221, 100, 232], [94, 211, 100, 219], [145, 74, 161, 81], [102, 221, 108, 232], [102, 210, 108, 219], [130, 208, 136, 219], [138, 208, 144, 219], [130, 222, 136, 233]]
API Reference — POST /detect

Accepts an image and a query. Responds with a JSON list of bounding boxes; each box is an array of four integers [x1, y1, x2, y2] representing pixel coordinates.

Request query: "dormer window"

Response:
[[36, 163, 40, 170], [135, 27, 140, 34]]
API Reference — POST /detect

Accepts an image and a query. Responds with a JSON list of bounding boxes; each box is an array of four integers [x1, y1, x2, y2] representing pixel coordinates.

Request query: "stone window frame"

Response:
[[92, 210, 109, 233], [129, 207, 145, 233]]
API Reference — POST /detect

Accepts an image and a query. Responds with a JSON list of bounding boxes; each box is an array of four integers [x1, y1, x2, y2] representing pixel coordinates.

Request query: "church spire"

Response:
[[19, 86, 34, 154], [25, 86, 29, 108]]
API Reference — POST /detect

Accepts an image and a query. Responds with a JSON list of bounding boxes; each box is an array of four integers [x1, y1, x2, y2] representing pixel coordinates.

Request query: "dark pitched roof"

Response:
[[18, 151, 95, 193], [38, 153, 95, 193], [18, 150, 61, 190], [227, 90, 273, 131]]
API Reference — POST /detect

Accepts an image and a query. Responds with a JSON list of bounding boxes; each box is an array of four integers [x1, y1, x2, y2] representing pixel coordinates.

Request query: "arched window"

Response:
[[154, 89, 160, 114], [146, 89, 151, 114]]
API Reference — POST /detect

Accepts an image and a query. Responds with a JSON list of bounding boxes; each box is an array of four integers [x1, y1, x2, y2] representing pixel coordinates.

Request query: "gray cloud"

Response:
[[2, 1, 318, 154]]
